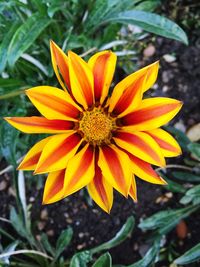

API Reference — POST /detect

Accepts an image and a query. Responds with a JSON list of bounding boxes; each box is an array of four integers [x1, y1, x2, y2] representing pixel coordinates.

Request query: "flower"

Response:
[[5, 41, 182, 213]]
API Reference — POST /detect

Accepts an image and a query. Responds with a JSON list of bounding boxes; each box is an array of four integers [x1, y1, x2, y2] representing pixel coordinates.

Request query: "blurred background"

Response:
[[0, 0, 200, 266]]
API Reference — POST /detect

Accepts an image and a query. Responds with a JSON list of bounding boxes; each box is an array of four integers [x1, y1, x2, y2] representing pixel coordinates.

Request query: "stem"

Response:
[[80, 47, 97, 58], [156, 164, 194, 172], [0, 250, 53, 260]]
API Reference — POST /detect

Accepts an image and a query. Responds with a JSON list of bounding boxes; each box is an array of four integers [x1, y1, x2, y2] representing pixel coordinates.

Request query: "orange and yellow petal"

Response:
[[26, 86, 82, 121], [35, 132, 82, 174], [50, 40, 70, 91], [63, 144, 95, 196], [87, 151, 113, 213], [98, 145, 132, 197], [68, 51, 94, 109], [146, 128, 182, 157], [88, 51, 116, 104], [4, 117, 74, 133], [113, 130, 165, 167], [109, 71, 146, 117], [43, 169, 65, 204], [120, 97, 183, 131], [141, 61, 159, 92], [128, 154, 167, 184], [129, 175, 137, 202], [18, 137, 51, 170]]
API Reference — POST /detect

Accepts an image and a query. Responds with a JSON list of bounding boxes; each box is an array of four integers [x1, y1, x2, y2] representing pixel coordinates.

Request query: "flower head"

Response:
[[5, 41, 182, 213]]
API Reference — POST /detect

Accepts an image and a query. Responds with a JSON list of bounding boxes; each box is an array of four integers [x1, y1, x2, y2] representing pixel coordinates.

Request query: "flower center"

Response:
[[79, 108, 114, 145]]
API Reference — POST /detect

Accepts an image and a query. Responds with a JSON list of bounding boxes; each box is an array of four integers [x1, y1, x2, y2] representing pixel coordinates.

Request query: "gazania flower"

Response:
[[5, 41, 182, 213]]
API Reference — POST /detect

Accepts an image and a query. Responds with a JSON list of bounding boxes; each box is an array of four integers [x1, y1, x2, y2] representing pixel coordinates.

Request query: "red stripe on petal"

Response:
[[28, 92, 80, 119], [115, 131, 161, 164], [68, 145, 94, 188], [37, 133, 81, 172], [101, 146, 125, 190], [44, 169, 65, 202], [148, 132, 179, 153], [19, 152, 41, 169], [113, 75, 144, 115], [129, 154, 159, 178], [51, 42, 71, 90], [93, 53, 110, 102], [122, 103, 179, 126]]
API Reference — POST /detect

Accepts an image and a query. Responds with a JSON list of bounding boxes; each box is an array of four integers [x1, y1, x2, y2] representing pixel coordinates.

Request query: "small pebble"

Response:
[[46, 229, 54, 236], [37, 221, 46, 231], [0, 180, 7, 191], [143, 44, 156, 57], [163, 54, 176, 63], [40, 209, 48, 220]]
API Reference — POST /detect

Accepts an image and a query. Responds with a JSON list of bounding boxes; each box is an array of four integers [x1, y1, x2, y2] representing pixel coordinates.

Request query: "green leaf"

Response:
[[90, 216, 135, 254], [0, 23, 20, 73], [70, 251, 92, 267], [139, 205, 199, 235], [128, 240, 160, 267], [1, 241, 19, 264], [174, 242, 200, 265], [55, 227, 73, 260], [9, 207, 27, 239], [0, 78, 25, 95], [40, 233, 55, 257], [160, 174, 186, 194], [101, 10, 188, 44], [180, 185, 200, 205], [188, 143, 200, 160], [0, 121, 19, 164], [134, 0, 160, 12], [92, 253, 112, 267], [172, 171, 200, 182], [8, 13, 52, 66], [165, 126, 191, 151]]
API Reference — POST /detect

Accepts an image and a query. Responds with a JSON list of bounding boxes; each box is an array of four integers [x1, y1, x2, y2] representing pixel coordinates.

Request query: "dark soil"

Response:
[[1, 4, 200, 267]]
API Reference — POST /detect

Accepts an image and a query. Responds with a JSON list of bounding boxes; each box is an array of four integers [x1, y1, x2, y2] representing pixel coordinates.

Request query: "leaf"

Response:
[[0, 78, 25, 95], [55, 227, 73, 260], [70, 251, 92, 267], [139, 205, 199, 235], [40, 233, 55, 257], [174, 243, 200, 265], [92, 253, 112, 267], [0, 23, 20, 73], [0, 121, 19, 164], [172, 171, 200, 182], [160, 173, 186, 194], [128, 240, 160, 267], [134, 0, 160, 12], [101, 10, 188, 44], [1, 241, 19, 264], [180, 185, 200, 205], [8, 13, 51, 66], [188, 143, 200, 160], [165, 126, 191, 152], [91, 216, 135, 254], [9, 207, 27, 239]]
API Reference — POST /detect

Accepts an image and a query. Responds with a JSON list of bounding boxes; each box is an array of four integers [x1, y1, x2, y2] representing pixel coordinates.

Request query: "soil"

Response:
[[1, 3, 200, 267]]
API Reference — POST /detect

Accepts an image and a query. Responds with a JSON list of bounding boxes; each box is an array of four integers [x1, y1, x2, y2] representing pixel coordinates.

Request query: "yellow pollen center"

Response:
[[79, 109, 113, 145]]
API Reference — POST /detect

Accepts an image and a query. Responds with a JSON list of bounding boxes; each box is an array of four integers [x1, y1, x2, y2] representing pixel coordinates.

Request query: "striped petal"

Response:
[[50, 40, 70, 91], [128, 153, 167, 184], [26, 86, 82, 121], [109, 71, 146, 117], [120, 97, 183, 131], [68, 51, 94, 109], [98, 145, 132, 197], [18, 137, 51, 170], [43, 169, 65, 204], [4, 117, 74, 133], [129, 175, 137, 202], [35, 132, 82, 174], [88, 51, 117, 104], [63, 144, 95, 196], [113, 131, 165, 167], [87, 150, 113, 213], [146, 128, 182, 157], [141, 61, 159, 92]]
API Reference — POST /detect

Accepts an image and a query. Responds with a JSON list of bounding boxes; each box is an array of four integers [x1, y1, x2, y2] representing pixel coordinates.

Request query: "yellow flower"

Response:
[[5, 41, 182, 213]]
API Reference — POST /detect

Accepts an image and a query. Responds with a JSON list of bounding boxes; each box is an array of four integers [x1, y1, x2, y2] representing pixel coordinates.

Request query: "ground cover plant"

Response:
[[0, 0, 200, 266]]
